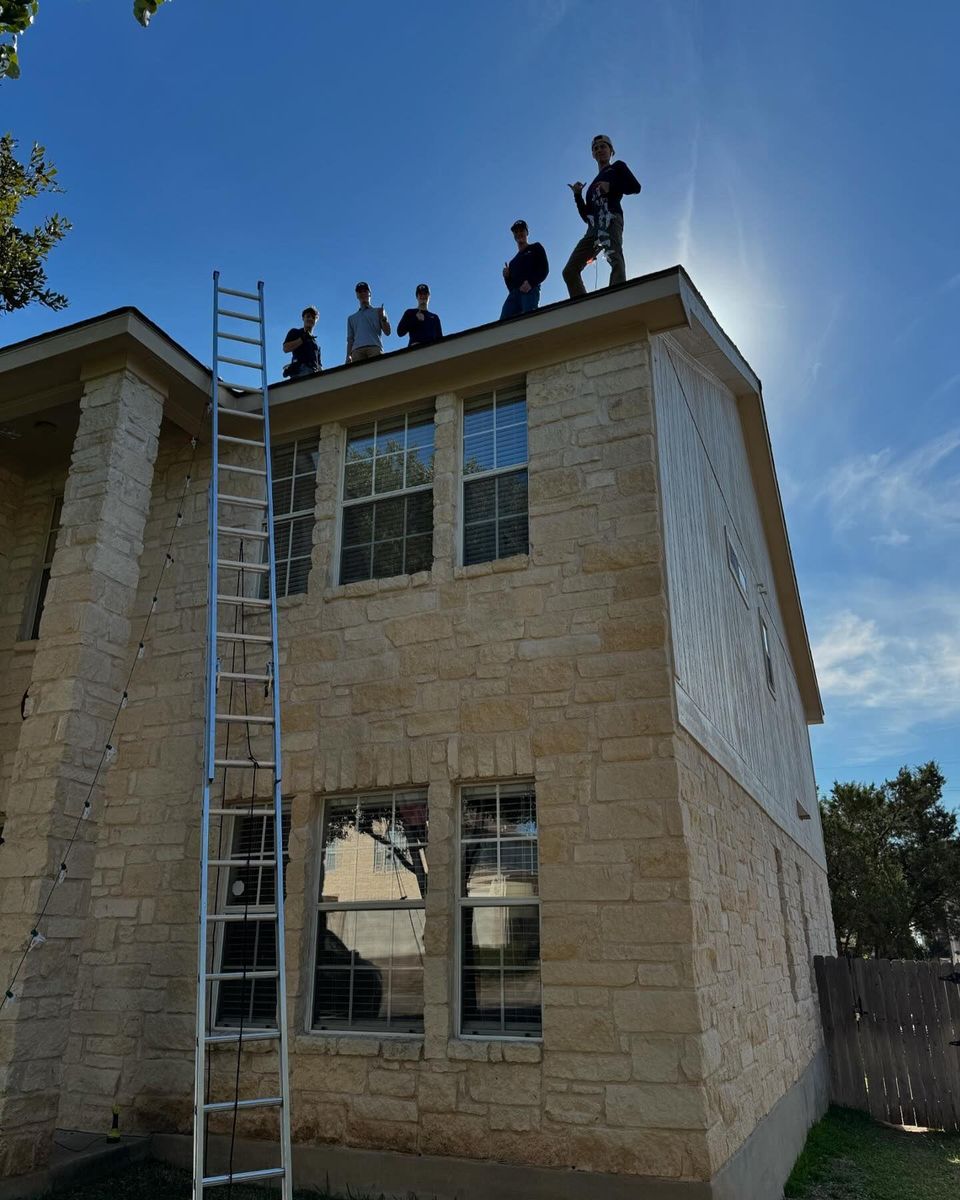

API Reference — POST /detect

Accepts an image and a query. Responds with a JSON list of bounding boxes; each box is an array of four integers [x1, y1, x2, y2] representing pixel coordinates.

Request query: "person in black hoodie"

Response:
[[563, 134, 641, 297], [500, 220, 549, 320], [397, 283, 443, 348]]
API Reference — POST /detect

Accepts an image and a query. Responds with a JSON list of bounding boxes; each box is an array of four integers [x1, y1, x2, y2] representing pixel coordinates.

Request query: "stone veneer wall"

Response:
[[58, 339, 728, 1183], [677, 729, 835, 1174]]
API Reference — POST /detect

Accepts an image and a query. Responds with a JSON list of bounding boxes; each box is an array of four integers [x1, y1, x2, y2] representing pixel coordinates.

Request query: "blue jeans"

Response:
[[500, 284, 541, 320]]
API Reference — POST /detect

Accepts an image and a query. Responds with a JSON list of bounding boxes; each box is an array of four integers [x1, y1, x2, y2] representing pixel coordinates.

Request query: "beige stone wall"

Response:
[[58, 339, 724, 1182], [677, 729, 835, 1173]]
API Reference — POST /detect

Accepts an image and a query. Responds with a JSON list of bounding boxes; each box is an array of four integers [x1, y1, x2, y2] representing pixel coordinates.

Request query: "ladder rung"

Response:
[[216, 712, 274, 723], [219, 330, 263, 347], [204, 1096, 283, 1114], [217, 593, 270, 607], [203, 1167, 286, 1187], [217, 632, 272, 644], [218, 355, 262, 371], [218, 405, 265, 421], [202, 964, 277, 974], [218, 462, 267, 476], [218, 671, 270, 683], [217, 307, 260, 323], [213, 759, 275, 770], [218, 559, 270, 572], [218, 286, 259, 301], [206, 911, 278, 923], [218, 526, 268, 540], [209, 807, 276, 816], [218, 433, 265, 448], [218, 381, 263, 394], [204, 1029, 280, 1044], [206, 864, 276, 874], [219, 495, 268, 509]]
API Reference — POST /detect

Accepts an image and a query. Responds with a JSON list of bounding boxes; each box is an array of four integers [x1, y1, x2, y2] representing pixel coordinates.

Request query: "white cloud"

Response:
[[818, 427, 960, 541], [811, 592, 960, 762]]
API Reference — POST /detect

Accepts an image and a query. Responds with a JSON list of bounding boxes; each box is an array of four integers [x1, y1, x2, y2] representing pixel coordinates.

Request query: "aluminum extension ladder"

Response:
[[193, 274, 293, 1198]]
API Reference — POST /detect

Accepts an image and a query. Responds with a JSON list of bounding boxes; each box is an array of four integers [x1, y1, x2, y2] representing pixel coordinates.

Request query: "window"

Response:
[[462, 386, 528, 565], [213, 809, 291, 1028], [340, 410, 435, 585], [725, 527, 748, 601], [269, 440, 318, 597], [27, 495, 63, 640], [459, 782, 541, 1038], [760, 614, 775, 694], [313, 791, 428, 1033]]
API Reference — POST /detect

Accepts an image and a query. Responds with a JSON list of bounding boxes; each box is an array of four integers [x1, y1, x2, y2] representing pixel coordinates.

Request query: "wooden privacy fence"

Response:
[[814, 955, 960, 1130]]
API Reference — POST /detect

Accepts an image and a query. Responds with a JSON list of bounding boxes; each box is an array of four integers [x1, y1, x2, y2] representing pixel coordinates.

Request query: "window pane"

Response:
[[406, 446, 434, 487], [499, 841, 539, 895], [404, 534, 433, 576], [463, 431, 494, 474], [375, 415, 405, 455], [340, 544, 372, 584], [406, 416, 435, 452], [495, 394, 526, 429], [273, 520, 291, 560], [406, 490, 433, 535], [496, 422, 527, 468], [344, 459, 373, 500], [374, 452, 404, 494], [498, 470, 528, 516], [462, 841, 499, 897], [272, 443, 295, 479], [464, 477, 495, 526], [342, 503, 373, 546], [272, 477, 292, 516], [463, 400, 493, 438], [290, 515, 314, 557], [464, 523, 496, 567], [296, 443, 319, 476], [499, 786, 537, 836], [498, 516, 528, 559], [461, 788, 499, 838], [460, 905, 541, 1036], [346, 425, 375, 460], [373, 497, 404, 542], [321, 794, 429, 904], [373, 539, 404, 579], [287, 557, 310, 595], [292, 475, 315, 514]]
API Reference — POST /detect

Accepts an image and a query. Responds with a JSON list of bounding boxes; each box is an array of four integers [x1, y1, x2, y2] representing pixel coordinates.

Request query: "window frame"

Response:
[[21, 494, 63, 642], [760, 612, 776, 696], [460, 385, 529, 567], [268, 437, 319, 599], [210, 806, 291, 1031], [311, 789, 429, 1038], [456, 780, 542, 1042], [338, 407, 436, 586], [725, 526, 749, 606]]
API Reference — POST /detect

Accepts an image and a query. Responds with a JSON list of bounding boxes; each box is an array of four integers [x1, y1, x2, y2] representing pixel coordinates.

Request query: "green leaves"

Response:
[[0, 134, 72, 314], [1, 2, 168, 79], [821, 761, 960, 959], [133, 1, 170, 29]]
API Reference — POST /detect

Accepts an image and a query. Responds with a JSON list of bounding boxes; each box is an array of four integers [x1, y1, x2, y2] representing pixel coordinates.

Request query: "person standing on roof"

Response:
[[562, 134, 641, 298], [397, 284, 443, 348], [282, 306, 322, 378], [500, 220, 549, 320], [346, 282, 391, 362]]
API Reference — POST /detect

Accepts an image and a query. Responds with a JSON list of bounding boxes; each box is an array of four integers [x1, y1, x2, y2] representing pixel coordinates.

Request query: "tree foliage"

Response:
[[821, 762, 960, 959], [0, 1, 168, 80], [0, 134, 71, 314]]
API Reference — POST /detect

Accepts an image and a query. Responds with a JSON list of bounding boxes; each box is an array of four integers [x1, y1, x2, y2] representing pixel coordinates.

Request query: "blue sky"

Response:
[[3, 1, 958, 804]]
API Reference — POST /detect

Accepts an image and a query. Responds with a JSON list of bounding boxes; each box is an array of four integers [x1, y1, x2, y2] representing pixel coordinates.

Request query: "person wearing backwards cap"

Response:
[[563, 133, 641, 297], [500, 220, 549, 320], [397, 284, 444, 348], [346, 281, 391, 363]]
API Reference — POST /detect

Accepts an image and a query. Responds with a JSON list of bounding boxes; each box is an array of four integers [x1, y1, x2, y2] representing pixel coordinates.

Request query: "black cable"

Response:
[[1, 405, 210, 1011]]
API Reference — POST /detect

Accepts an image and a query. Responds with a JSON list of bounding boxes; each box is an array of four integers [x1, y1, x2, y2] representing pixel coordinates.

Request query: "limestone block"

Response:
[[612, 988, 702, 1034], [605, 1081, 708, 1130]]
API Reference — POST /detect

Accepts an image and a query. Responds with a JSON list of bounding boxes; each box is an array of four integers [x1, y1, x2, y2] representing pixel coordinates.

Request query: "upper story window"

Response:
[[462, 386, 528, 566], [760, 614, 776, 695], [313, 791, 429, 1034], [270, 440, 318, 597], [25, 494, 63, 641], [725, 527, 748, 602], [340, 409, 435, 585]]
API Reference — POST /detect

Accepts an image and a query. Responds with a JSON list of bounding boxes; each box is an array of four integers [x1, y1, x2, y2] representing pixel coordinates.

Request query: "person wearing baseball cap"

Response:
[[397, 283, 443, 348], [346, 281, 391, 363], [500, 219, 549, 320], [563, 133, 641, 297]]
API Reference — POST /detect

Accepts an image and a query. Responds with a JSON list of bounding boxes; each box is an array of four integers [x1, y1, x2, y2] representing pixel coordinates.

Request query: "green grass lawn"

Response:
[[786, 1106, 960, 1200]]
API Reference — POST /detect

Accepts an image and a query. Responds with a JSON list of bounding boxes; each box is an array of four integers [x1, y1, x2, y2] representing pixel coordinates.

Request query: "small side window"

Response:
[[725, 527, 748, 602], [760, 614, 775, 695]]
